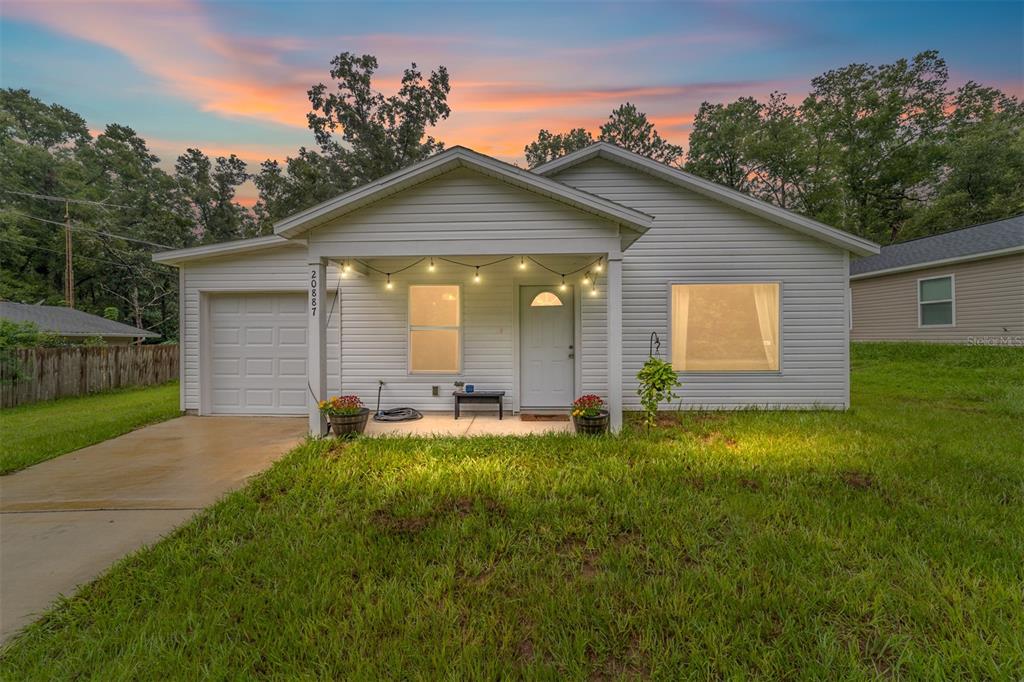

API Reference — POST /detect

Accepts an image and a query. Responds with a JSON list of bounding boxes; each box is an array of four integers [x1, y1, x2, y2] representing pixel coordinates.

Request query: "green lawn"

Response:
[[2, 345, 1022, 677], [0, 382, 181, 475]]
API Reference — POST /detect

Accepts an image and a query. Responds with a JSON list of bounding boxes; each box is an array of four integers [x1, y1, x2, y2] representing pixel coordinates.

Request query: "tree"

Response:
[[683, 97, 761, 192], [524, 104, 682, 168], [599, 103, 683, 166], [906, 83, 1024, 236], [523, 128, 594, 168], [253, 147, 351, 232], [307, 52, 451, 186], [801, 51, 950, 243], [174, 149, 253, 244]]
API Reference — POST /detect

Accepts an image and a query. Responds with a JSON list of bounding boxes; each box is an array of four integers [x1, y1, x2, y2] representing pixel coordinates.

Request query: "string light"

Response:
[[428, 257, 435, 272], [474, 266, 481, 283], [343, 261, 352, 274], [594, 257, 603, 273], [559, 274, 567, 291], [591, 281, 598, 296], [519, 256, 526, 270], [583, 271, 591, 286], [385, 273, 393, 289]]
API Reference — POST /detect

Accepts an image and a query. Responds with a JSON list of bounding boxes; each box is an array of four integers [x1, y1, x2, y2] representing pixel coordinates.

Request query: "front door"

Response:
[[520, 285, 574, 408]]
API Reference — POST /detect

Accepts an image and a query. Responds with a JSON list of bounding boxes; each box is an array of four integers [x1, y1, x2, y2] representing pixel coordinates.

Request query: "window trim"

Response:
[[917, 274, 956, 328], [407, 283, 463, 375], [665, 279, 784, 375]]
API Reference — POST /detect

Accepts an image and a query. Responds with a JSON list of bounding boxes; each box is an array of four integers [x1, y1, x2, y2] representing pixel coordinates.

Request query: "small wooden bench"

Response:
[[453, 390, 505, 420]]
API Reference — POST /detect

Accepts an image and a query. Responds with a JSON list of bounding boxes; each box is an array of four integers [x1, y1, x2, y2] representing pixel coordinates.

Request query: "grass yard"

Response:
[[0, 382, 181, 475], [2, 344, 1022, 677]]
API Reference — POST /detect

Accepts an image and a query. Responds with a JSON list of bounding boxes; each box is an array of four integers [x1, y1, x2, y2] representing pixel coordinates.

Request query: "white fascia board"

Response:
[[534, 143, 880, 257], [271, 147, 654, 240], [152, 235, 305, 266], [850, 245, 1024, 280]]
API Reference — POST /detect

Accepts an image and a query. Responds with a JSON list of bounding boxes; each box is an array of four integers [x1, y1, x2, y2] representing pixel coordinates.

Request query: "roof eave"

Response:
[[152, 235, 306, 266], [534, 143, 880, 257]]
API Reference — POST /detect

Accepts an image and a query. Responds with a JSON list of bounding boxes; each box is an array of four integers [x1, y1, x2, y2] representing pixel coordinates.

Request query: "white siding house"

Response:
[[155, 143, 878, 433]]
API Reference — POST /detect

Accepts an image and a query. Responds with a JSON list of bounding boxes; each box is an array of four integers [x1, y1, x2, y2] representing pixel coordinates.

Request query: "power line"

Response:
[[1, 189, 133, 210], [0, 236, 173, 274], [6, 210, 174, 249]]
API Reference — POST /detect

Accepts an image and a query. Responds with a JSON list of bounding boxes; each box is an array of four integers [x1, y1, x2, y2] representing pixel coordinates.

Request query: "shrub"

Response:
[[637, 356, 681, 428]]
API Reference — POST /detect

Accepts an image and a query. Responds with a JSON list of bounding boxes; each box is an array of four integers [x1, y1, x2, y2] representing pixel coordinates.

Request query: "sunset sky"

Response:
[[3, 1, 1022, 204]]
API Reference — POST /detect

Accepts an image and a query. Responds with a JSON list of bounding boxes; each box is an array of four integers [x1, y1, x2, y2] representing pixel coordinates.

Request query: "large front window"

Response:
[[409, 285, 461, 373], [671, 283, 780, 372]]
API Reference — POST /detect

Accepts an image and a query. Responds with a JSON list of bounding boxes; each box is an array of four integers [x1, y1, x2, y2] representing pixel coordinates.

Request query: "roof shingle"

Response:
[[850, 215, 1024, 277], [0, 302, 159, 338]]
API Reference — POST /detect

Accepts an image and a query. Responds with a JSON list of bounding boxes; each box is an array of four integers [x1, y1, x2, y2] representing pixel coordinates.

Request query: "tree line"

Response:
[[1, 50, 1020, 340]]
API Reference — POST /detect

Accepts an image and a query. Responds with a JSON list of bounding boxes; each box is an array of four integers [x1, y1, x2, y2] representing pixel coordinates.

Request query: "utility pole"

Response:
[[64, 200, 75, 308]]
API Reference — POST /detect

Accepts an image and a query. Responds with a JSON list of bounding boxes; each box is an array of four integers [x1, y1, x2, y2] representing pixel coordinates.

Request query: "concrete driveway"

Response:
[[0, 416, 305, 643]]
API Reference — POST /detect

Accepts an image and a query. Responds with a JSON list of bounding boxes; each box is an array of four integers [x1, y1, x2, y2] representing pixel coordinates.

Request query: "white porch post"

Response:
[[308, 258, 328, 436], [607, 255, 623, 433]]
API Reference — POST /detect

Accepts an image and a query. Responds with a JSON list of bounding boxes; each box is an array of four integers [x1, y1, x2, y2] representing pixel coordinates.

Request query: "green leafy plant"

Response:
[[636, 356, 681, 428]]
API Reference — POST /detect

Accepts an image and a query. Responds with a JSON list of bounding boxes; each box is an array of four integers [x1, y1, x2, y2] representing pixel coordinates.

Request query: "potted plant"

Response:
[[319, 395, 370, 437], [571, 394, 609, 435]]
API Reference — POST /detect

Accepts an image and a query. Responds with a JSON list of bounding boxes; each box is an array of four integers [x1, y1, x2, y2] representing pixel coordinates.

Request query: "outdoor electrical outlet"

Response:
[[432, 386, 439, 396]]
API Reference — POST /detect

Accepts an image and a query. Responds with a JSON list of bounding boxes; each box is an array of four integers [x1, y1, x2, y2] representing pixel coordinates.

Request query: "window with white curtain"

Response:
[[409, 285, 460, 373], [671, 283, 780, 372], [918, 275, 954, 326]]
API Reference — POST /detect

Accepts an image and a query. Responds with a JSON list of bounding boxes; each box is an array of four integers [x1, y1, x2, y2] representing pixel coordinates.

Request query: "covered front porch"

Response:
[[306, 247, 625, 435]]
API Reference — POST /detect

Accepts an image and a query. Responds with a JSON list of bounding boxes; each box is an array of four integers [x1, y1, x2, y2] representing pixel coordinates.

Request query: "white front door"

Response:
[[520, 285, 574, 408]]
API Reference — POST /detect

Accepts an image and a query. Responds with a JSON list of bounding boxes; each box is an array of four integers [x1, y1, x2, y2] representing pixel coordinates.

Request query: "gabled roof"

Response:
[[272, 146, 654, 244], [850, 215, 1024, 279], [0, 302, 159, 338], [152, 235, 306, 266], [533, 142, 879, 257]]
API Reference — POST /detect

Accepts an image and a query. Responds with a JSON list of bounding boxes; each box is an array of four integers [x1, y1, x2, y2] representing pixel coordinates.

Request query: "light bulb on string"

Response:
[[519, 256, 527, 270], [474, 266, 481, 283], [559, 275, 567, 291], [594, 257, 603, 273], [428, 258, 435, 272], [583, 271, 591, 286], [385, 273, 393, 290]]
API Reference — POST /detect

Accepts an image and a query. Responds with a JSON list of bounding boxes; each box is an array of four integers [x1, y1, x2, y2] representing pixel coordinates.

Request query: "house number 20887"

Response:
[[310, 269, 318, 317]]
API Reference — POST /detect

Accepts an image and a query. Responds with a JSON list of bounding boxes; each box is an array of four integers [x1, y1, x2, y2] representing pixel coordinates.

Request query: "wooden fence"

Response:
[[1, 344, 179, 408]]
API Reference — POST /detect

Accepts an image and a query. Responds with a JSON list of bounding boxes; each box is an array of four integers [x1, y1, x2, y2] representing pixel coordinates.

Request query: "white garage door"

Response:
[[208, 293, 309, 415]]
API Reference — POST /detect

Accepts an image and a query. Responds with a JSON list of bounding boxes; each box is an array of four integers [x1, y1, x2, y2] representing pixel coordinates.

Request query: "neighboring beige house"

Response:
[[850, 216, 1024, 344], [0, 302, 158, 345]]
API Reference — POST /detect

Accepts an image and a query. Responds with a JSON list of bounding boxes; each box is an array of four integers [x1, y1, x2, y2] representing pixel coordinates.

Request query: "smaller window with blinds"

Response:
[[918, 275, 955, 327], [409, 285, 461, 373]]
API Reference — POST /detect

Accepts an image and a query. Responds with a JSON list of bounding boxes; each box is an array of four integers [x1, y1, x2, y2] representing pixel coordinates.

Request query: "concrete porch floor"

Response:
[[363, 412, 572, 436]]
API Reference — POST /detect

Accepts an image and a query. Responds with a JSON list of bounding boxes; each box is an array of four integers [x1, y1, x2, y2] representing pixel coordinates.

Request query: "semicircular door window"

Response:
[[530, 291, 563, 307]]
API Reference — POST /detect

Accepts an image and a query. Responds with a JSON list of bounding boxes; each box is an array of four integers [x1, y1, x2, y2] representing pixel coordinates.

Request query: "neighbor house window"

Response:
[[918, 275, 954, 326], [409, 285, 460, 373], [671, 283, 780, 372]]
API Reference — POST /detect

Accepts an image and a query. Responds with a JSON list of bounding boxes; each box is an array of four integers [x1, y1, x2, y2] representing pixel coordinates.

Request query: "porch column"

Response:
[[308, 258, 328, 436], [607, 255, 623, 433]]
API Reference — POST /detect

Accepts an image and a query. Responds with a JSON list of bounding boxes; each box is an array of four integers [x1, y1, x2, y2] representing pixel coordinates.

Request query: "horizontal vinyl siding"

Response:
[[309, 167, 617, 248], [180, 248, 341, 412], [554, 157, 850, 409], [851, 253, 1024, 342], [339, 258, 607, 412]]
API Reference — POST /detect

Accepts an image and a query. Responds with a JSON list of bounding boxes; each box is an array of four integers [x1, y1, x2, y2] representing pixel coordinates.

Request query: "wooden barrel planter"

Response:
[[572, 409, 610, 435], [329, 408, 370, 437]]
